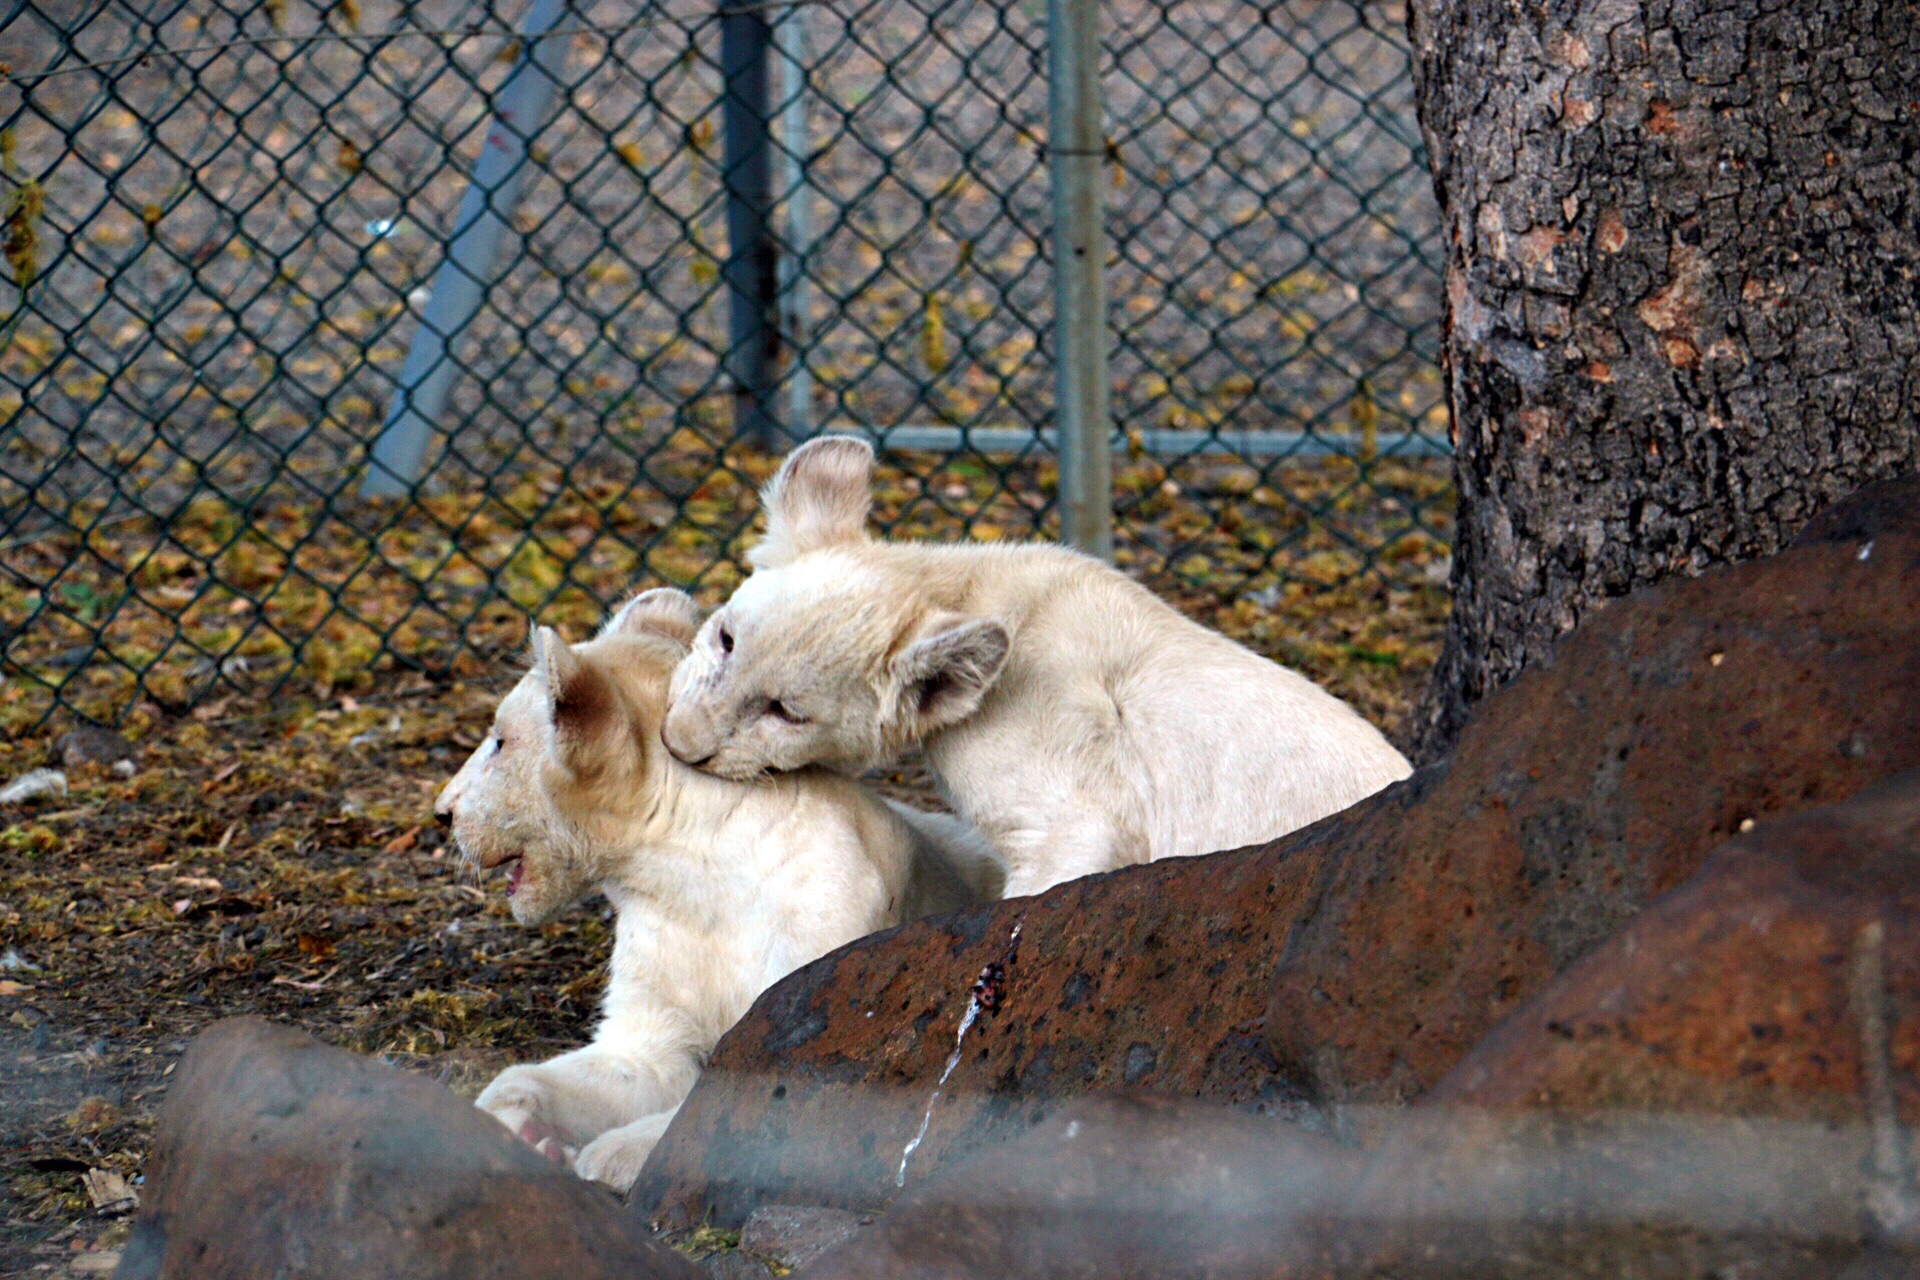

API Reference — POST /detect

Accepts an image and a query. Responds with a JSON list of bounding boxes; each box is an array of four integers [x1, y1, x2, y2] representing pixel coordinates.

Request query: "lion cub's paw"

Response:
[[475, 1066, 574, 1151], [572, 1113, 675, 1193]]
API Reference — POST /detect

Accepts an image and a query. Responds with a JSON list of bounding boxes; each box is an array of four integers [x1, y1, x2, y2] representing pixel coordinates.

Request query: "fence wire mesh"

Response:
[[0, 0, 1451, 730]]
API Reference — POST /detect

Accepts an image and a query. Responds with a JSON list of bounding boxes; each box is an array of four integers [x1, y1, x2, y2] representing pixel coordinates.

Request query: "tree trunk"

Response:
[[1406, 0, 1920, 761]]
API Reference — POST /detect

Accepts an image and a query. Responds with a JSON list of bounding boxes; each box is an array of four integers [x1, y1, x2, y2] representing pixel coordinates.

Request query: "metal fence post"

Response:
[[721, 0, 780, 449], [1047, 0, 1112, 560], [776, 5, 815, 439], [360, 0, 572, 498]]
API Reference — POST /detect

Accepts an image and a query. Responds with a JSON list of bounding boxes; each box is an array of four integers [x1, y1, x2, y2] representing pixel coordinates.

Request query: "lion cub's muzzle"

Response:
[[660, 705, 722, 771]]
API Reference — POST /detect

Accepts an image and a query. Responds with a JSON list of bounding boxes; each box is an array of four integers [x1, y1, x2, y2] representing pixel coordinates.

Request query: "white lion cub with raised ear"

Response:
[[662, 437, 1411, 898], [434, 588, 1000, 1192]]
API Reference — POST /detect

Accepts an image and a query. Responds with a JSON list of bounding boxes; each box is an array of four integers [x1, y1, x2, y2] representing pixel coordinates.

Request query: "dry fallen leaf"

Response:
[[81, 1168, 137, 1214], [382, 825, 422, 855], [67, 1096, 117, 1129], [273, 977, 325, 991], [0, 980, 31, 996]]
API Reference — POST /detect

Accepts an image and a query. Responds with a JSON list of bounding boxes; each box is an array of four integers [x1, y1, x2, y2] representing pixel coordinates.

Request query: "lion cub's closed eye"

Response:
[[431, 587, 1001, 1191]]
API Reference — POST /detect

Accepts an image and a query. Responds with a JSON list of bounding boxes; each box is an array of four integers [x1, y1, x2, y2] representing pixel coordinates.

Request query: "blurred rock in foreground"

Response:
[[115, 1017, 696, 1280]]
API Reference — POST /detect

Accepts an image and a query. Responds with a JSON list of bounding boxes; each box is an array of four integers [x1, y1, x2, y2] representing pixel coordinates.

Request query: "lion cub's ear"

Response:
[[533, 625, 617, 777], [751, 435, 874, 568], [888, 611, 1011, 736], [603, 587, 701, 646]]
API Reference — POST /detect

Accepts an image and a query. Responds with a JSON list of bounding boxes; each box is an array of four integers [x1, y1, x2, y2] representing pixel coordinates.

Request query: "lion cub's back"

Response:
[[886, 801, 1006, 915]]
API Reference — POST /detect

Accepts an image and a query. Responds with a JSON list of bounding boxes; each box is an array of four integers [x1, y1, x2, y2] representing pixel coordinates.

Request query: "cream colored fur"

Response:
[[433, 588, 1000, 1192], [662, 437, 1412, 898]]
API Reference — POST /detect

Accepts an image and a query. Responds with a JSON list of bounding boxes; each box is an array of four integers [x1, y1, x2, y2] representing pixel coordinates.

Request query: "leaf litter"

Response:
[[0, 439, 1452, 736]]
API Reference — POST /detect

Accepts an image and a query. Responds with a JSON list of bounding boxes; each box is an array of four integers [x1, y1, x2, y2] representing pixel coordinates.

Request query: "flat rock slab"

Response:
[[635, 532, 1920, 1228], [1267, 531, 1920, 1102], [799, 1094, 1355, 1280], [1314, 769, 1920, 1279], [116, 1017, 698, 1280]]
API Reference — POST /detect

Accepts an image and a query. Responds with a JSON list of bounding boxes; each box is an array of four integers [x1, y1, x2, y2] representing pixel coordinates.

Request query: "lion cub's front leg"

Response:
[[476, 1042, 697, 1191]]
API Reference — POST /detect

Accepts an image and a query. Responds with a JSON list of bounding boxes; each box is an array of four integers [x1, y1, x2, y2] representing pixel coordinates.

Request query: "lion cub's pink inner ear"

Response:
[[892, 612, 1011, 731], [751, 435, 875, 567], [604, 587, 701, 646]]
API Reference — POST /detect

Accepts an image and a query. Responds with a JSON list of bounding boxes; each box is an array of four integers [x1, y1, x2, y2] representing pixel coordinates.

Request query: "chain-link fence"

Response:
[[0, 0, 1451, 730]]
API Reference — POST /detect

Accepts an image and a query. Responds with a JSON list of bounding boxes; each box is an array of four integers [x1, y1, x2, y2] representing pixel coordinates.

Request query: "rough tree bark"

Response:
[[1406, 0, 1920, 760]]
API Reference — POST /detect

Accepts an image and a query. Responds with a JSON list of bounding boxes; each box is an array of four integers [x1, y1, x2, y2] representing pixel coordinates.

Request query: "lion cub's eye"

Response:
[[717, 623, 734, 655], [766, 699, 807, 725]]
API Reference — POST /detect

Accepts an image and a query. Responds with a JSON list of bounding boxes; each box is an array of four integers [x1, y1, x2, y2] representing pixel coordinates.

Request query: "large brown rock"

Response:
[[799, 1094, 1354, 1280], [1428, 772, 1920, 1125], [800, 766, 1920, 1280], [1267, 531, 1920, 1103], [1313, 769, 1920, 1279], [115, 1018, 697, 1280], [636, 532, 1920, 1229], [631, 842, 1335, 1230]]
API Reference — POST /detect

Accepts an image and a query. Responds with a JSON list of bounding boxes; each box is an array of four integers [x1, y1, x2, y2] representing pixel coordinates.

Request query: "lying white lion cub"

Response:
[[663, 436, 1411, 898], [433, 588, 1000, 1191]]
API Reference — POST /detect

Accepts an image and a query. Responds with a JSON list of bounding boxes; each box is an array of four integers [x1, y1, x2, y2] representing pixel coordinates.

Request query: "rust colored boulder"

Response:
[[1431, 771, 1920, 1125], [638, 530, 1920, 1228], [1317, 771, 1920, 1280], [114, 1017, 698, 1280], [1268, 532, 1920, 1103], [800, 1094, 1356, 1280], [630, 836, 1342, 1229]]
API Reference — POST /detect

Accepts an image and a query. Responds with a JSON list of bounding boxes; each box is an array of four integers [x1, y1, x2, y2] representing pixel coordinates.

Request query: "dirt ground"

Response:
[[0, 583, 1442, 1276], [0, 675, 541, 1275]]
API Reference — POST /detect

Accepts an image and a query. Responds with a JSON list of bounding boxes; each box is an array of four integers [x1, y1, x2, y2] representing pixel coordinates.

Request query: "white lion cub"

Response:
[[662, 437, 1411, 898], [433, 588, 1000, 1192]]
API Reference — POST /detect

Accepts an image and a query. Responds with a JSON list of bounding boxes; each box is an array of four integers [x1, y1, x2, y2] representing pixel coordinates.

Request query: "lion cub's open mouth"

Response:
[[479, 850, 525, 896]]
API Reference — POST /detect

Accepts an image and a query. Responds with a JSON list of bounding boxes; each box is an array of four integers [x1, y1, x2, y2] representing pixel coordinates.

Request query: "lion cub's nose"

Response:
[[433, 802, 454, 828]]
